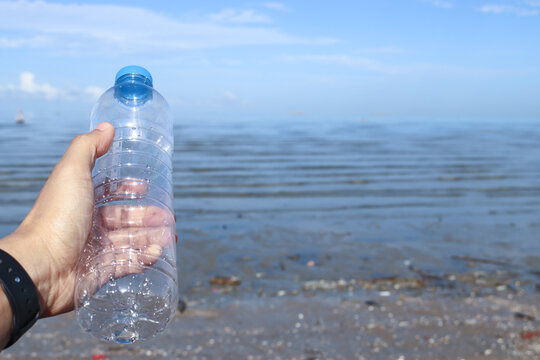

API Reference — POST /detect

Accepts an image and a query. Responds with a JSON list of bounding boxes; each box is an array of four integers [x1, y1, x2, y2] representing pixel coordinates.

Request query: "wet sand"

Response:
[[5, 256, 540, 359], [3, 291, 540, 359]]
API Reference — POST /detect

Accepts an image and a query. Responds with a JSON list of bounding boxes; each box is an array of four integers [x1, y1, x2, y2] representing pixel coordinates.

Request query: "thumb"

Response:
[[62, 122, 115, 171]]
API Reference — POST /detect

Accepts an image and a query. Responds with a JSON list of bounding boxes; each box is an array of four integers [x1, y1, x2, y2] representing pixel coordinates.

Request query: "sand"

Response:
[[3, 289, 540, 360]]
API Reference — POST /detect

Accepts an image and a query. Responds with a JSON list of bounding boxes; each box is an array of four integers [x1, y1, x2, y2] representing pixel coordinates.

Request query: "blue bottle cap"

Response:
[[115, 65, 153, 87]]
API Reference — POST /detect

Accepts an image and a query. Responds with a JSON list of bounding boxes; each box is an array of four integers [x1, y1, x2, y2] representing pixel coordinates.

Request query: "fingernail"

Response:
[[94, 122, 109, 132], [147, 244, 162, 257]]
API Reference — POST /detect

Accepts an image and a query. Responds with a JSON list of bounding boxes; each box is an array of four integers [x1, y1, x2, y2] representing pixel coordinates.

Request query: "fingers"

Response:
[[84, 225, 171, 287], [61, 122, 115, 171], [98, 205, 173, 230], [115, 179, 148, 195], [95, 178, 149, 203], [139, 244, 163, 266], [80, 212, 175, 298], [97, 226, 171, 280], [104, 226, 173, 249]]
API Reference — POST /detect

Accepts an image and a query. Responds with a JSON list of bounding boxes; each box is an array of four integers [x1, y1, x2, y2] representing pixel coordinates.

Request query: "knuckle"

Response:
[[70, 134, 88, 147], [70, 133, 96, 156]]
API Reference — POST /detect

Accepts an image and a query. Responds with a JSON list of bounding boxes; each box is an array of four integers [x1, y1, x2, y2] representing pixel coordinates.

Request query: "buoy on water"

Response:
[[15, 109, 25, 124]]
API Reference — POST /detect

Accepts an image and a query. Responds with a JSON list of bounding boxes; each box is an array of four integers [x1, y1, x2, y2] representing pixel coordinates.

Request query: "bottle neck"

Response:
[[114, 74, 153, 104], [115, 73, 153, 88]]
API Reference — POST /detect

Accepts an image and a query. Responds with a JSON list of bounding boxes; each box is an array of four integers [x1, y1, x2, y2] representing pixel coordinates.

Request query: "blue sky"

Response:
[[0, 0, 539, 121]]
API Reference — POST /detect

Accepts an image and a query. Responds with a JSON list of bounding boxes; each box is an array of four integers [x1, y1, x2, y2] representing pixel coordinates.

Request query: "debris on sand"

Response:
[[302, 279, 354, 292], [514, 312, 535, 321], [522, 331, 540, 340], [451, 255, 510, 267], [177, 299, 187, 313], [209, 275, 241, 287]]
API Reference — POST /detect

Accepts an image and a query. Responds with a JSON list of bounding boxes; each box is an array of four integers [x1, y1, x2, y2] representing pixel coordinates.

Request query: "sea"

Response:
[[1, 118, 540, 301]]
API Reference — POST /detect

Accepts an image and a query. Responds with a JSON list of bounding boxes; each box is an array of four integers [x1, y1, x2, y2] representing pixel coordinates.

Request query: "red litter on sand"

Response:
[[92, 354, 107, 360], [522, 331, 540, 340]]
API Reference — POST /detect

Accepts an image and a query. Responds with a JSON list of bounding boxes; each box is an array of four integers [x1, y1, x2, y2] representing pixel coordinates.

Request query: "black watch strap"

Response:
[[0, 249, 40, 349]]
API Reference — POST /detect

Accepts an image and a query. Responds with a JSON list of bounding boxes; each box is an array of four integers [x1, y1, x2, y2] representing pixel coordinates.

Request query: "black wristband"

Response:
[[0, 249, 40, 349]]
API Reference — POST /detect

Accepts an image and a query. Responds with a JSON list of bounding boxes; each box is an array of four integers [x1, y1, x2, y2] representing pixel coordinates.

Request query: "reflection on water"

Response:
[[1, 119, 540, 297]]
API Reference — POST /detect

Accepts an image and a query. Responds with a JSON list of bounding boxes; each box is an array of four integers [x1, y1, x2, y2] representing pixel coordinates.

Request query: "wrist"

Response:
[[0, 229, 49, 318]]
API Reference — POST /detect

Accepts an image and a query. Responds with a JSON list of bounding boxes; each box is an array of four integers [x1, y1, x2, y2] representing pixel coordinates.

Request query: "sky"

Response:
[[0, 0, 539, 122]]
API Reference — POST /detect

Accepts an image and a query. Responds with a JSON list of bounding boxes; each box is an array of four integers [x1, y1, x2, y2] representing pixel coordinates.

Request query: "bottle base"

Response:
[[106, 325, 139, 344], [75, 259, 178, 343]]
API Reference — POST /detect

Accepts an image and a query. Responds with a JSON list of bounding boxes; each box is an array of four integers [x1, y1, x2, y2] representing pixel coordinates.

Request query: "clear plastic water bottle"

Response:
[[74, 66, 178, 343]]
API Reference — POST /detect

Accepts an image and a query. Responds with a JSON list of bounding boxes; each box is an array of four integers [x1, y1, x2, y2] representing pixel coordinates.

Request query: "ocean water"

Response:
[[2, 118, 540, 299]]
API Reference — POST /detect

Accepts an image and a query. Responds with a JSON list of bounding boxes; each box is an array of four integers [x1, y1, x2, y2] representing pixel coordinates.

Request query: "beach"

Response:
[[2, 118, 540, 358]]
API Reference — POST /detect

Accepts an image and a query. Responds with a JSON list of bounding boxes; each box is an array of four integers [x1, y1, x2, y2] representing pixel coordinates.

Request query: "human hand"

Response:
[[1, 123, 175, 323], [0, 122, 116, 317], [0, 122, 175, 321]]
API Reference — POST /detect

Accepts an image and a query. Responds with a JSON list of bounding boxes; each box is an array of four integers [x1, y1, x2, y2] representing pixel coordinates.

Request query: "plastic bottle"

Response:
[[74, 66, 177, 343]]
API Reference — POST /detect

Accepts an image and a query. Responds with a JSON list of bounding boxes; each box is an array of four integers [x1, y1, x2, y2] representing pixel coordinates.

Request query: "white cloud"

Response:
[[18, 72, 59, 99], [83, 86, 105, 100], [221, 91, 238, 102], [0, 35, 54, 48], [0, 72, 104, 101], [281, 54, 492, 76], [426, 0, 454, 8], [0, 1, 337, 55], [479, 3, 540, 16], [208, 9, 272, 24], [282, 54, 408, 74], [203, 91, 247, 107], [261, 2, 290, 12], [480, 4, 508, 13]]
